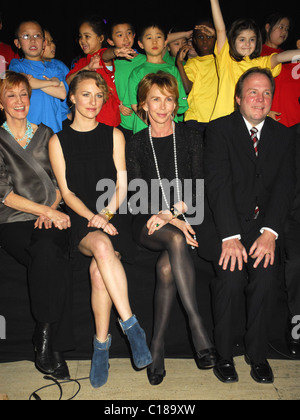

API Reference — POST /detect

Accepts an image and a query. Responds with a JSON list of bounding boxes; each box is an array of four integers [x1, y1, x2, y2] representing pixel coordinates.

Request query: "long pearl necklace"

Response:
[[3, 120, 34, 149], [148, 123, 197, 249]]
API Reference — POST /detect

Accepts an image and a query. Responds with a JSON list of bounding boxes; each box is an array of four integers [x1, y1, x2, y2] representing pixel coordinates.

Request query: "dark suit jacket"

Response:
[[288, 123, 300, 225], [204, 111, 296, 242]]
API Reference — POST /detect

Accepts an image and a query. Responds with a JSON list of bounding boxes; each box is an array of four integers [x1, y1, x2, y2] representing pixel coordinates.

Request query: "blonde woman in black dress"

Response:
[[49, 70, 152, 389]]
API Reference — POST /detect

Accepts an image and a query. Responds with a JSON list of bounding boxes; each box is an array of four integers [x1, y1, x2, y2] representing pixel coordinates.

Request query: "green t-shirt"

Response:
[[115, 53, 147, 131], [123, 61, 188, 134]]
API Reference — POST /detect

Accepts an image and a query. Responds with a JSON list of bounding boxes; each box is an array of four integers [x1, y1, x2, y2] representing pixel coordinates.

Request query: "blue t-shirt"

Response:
[[9, 59, 69, 133]]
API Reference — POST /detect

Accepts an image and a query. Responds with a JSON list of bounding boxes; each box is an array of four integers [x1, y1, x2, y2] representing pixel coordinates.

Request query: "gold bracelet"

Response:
[[100, 208, 114, 221]]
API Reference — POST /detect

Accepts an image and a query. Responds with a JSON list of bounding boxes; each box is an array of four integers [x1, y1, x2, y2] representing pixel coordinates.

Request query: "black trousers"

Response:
[[284, 219, 300, 318], [212, 227, 279, 363], [0, 220, 74, 352]]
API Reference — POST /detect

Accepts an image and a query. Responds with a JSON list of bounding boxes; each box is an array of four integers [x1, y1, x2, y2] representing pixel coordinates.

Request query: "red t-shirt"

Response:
[[261, 44, 300, 127], [67, 48, 121, 127], [0, 42, 19, 68]]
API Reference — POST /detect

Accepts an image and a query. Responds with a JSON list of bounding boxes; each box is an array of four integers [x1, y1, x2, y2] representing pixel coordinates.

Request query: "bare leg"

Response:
[[79, 231, 132, 324], [90, 258, 113, 343]]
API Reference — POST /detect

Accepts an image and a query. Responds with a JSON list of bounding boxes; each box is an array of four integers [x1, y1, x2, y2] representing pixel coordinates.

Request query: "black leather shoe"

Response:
[[52, 352, 71, 380], [286, 320, 300, 357], [33, 323, 54, 374], [245, 355, 274, 384], [213, 358, 239, 383], [147, 368, 166, 386], [195, 348, 217, 370]]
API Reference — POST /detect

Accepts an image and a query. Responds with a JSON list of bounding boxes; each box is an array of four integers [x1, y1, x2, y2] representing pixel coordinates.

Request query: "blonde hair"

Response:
[[68, 70, 109, 106], [137, 71, 180, 124]]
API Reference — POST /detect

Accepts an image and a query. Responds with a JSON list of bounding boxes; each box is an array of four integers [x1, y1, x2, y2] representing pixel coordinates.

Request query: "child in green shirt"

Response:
[[123, 23, 188, 134], [107, 21, 147, 141]]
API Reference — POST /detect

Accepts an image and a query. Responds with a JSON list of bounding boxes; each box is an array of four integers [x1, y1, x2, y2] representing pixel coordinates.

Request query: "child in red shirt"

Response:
[[0, 12, 18, 69], [66, 16, 134, 127], [261, 13, 300, 127]]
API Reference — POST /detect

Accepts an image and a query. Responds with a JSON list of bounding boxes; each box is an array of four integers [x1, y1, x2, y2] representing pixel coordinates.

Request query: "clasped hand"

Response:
[[219, 231, 276, 271], [147, 211, 198, 248], [34, 209, 71, 231], [88, 213, 119, 236]]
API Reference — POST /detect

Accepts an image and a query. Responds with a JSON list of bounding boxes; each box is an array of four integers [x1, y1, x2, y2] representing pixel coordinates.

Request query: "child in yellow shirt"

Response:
[[209, 0, 300, 120], [177, 20, 218, 133]]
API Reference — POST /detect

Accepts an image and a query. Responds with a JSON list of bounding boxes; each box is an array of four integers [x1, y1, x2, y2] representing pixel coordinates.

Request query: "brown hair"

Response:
[[228, 18, 262, 62], [234, 67, 275, 111], [137, 71, 179, 124]]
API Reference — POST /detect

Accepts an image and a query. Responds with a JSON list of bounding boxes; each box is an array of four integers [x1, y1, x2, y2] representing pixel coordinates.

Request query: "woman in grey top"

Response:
[[0, 71, 74, 380]]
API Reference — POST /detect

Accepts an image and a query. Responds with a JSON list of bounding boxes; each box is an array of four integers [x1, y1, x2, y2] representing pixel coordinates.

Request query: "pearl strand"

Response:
[[148, 123, 197, 249]]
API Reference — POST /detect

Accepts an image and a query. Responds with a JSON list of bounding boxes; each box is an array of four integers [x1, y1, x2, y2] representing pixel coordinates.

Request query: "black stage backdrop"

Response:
[[0, 0, 299, 68]]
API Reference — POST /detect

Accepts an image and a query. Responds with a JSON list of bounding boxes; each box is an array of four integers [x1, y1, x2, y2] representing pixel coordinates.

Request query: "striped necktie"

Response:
[[250, 127, 260, 218], [250, 127, 259, 157]]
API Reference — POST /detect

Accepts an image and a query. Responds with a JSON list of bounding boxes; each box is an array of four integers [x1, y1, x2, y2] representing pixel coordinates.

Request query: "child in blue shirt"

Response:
[[10, 21, 68, 133]]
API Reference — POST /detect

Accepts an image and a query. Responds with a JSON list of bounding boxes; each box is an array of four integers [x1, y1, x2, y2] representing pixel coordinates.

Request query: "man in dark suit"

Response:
[[284, 123, 300, 356], [205, 67, 296, 384]]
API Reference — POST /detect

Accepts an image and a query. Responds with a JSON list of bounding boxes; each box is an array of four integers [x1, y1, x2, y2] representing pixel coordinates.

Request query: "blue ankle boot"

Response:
[[119, 315, 152, 369], [90, 335, 112, 388]]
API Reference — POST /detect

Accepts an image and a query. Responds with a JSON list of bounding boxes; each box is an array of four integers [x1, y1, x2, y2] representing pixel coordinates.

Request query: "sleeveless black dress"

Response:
[[57, 123, 135, 263]]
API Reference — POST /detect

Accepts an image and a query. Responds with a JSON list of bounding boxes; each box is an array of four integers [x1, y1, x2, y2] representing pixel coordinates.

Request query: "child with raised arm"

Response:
[[177, 20, 218, 133], [123, 23, 188, 134], [209, 0, 300, 120], [10, 21, 68, 133]]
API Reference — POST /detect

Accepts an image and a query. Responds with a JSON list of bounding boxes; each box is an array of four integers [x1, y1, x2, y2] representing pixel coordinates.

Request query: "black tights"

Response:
[[140, 224, 212, 372]]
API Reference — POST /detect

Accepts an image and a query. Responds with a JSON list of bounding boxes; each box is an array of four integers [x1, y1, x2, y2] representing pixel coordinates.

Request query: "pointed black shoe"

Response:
[[33, 323, 54, 374], [195, 348, 217, 370], [147, 368, 166, 386], [52, 352, 70, 380], [245, 355, 274, 384]]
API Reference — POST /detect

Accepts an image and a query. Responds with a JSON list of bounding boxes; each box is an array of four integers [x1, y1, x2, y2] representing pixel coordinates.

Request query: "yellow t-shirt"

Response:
[[184, 55, 219, 123], [211, 39, 282, 121]]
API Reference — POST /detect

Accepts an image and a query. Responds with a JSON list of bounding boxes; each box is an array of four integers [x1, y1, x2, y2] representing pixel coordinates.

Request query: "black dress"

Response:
[[57, 123, 135, 263], [126, 123, 220, 262]]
